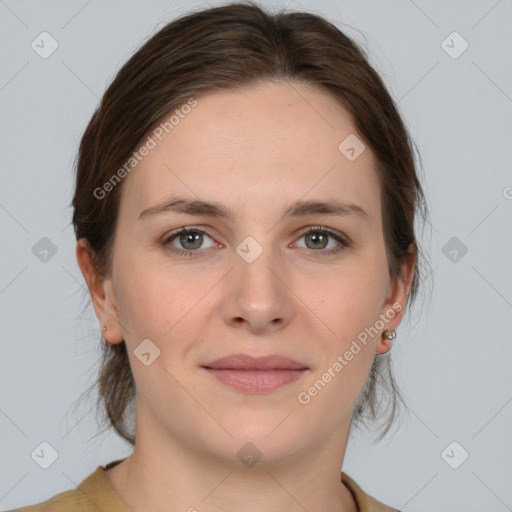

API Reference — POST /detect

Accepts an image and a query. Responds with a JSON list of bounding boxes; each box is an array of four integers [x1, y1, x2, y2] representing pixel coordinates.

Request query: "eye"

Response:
[[162, 225, 350, 258], [294, 226, 350, 257], [163, 227, 218, 257]]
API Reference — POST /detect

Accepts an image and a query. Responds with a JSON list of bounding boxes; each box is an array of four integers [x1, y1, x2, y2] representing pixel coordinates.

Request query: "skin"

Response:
[[77, 81, 416, 512]]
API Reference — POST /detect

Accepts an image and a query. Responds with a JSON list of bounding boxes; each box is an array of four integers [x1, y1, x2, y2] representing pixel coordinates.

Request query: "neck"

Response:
[[104, 406, 358, 512]]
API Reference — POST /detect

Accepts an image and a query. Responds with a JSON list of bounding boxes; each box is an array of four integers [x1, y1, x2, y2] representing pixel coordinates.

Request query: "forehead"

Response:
[[119, 81, 380, 222]]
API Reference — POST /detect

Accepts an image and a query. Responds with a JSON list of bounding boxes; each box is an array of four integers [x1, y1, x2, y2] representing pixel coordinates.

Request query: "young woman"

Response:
[[12, 2, 428, 511]]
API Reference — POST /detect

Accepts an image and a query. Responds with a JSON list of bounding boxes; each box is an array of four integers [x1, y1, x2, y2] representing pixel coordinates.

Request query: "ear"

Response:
[[76, 238, 124, 344], [375, 242, 417, 354]]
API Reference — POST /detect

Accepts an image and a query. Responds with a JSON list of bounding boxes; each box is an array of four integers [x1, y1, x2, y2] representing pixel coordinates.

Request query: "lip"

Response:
[[201, 353, 309, 393], [202, 353, 308, 370]]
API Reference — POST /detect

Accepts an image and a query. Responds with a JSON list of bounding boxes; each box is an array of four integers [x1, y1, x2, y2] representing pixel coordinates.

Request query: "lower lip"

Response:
[[203, 368, 307, 392]]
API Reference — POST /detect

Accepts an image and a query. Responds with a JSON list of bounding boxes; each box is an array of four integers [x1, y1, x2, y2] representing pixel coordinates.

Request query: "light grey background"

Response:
[[1, 1, 511, 510]]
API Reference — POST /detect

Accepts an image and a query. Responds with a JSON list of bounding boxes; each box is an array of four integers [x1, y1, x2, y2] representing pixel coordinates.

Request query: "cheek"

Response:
[[315, 264, 387, 342], [299, 275, 382, 415], [112, 262, 207, 391], [113, 250, 215, 345]]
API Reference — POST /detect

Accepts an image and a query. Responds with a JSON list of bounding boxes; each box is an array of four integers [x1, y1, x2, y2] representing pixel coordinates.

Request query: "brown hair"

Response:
[[71, 1, 430, 446]]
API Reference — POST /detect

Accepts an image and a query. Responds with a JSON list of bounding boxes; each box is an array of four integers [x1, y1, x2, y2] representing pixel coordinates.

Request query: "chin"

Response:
[[198, 416, 308, 468]]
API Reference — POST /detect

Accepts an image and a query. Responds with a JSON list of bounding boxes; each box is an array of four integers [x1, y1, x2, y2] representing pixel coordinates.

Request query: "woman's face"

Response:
[[80, 81, 413, 466]]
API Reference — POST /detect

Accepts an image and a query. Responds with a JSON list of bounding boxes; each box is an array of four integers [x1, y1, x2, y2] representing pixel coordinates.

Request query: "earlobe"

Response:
[[75, 238, 124, 344], [376, 243, 417, 354], [375, 329, 396, 354]]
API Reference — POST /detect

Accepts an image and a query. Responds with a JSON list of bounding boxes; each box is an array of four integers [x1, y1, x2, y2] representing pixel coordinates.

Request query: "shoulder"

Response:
[[8, 461, 129, 512], [8, 486, 87, 512], [341, 472, 402, 512]]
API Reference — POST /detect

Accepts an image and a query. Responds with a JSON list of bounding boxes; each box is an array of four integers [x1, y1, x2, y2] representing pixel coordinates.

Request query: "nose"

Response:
[[221, 242, 295, 334]]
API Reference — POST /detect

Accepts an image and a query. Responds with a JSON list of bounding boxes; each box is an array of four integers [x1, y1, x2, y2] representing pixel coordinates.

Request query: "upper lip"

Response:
[[202, 353, 308, 370]]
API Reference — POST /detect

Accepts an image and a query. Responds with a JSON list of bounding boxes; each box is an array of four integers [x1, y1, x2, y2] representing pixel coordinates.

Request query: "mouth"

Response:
[[201, 353, 309, 393], [202, 368, 308, 392]]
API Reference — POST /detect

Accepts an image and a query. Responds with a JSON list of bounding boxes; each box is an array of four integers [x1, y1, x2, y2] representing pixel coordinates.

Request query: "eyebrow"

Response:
[[138, 196, 369, 221]]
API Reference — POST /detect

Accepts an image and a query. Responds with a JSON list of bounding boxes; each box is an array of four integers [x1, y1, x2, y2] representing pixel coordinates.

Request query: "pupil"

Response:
[[309, 232, 327, 249], [181, 232, 201, 249]]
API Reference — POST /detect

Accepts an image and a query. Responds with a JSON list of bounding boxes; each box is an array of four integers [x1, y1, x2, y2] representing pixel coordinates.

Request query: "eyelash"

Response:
[[162, 226, 351, 258]]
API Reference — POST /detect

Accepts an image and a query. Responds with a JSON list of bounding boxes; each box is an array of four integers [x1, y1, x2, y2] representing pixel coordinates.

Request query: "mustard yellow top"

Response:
[[10, 459, 400, 511]]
